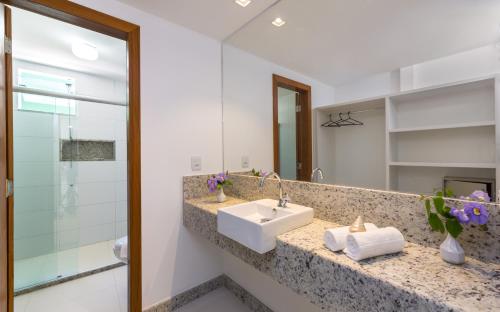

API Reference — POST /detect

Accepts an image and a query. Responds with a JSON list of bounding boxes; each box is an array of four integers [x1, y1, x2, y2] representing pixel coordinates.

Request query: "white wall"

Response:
[[73, 0, 225, 308], [334, 44, 500, 103], [223, 44, 335, 173], [223, 252, 322, 312], [401, 44, 500, 90], [333, 70, 400, 103], [12, 60, 128, 263]]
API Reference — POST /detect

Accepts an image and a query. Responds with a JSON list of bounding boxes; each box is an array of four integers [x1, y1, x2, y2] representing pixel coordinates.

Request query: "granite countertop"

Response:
[[184, 196, 500, 311]]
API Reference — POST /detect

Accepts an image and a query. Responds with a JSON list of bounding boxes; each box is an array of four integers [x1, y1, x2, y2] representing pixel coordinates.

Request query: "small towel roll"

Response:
[[324, 223, 378, 252], [344, 227, 405, 261]]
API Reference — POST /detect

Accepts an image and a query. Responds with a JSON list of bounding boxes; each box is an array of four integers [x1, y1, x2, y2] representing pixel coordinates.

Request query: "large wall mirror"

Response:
[[222, 0, 500, 202]]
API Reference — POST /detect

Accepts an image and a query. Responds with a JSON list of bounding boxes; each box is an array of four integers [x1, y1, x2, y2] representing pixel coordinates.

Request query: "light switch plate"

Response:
[[191, 156, 202, 171], [241, 156, 249, 168]]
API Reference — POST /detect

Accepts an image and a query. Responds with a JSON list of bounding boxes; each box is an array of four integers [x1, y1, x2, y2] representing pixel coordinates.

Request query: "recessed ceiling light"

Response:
[[272, 17, 286, 27], [235, 0, 251, 7], [72, 42, 99, 61]]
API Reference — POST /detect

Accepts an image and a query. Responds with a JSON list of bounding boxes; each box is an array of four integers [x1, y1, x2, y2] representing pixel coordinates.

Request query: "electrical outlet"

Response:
[[241, 156, 249, 168], [191, 156, 202, 171]]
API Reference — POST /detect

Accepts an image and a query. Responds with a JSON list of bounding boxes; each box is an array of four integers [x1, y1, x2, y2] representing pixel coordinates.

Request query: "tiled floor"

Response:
[[15, 240, 121, 291], [175, 288, 252, 312], [14, 265, 127, 312], [16, 269, 251, 312]]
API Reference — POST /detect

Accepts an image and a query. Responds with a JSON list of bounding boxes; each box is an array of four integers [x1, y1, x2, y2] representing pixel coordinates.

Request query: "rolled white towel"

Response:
[[344, 227, 405, 261], [324, 223, 378, 252]]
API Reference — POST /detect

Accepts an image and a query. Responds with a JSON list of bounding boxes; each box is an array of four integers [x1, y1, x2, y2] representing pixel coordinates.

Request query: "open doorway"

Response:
[[272, 74, 312, 182], [0, 1, 141, 312]]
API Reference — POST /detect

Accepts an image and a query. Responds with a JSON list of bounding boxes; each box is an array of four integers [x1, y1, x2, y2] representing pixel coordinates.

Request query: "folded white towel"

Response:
[[323, 223, 378, 252], [344, 227, 405, 261], [113, 236, 128, 263]]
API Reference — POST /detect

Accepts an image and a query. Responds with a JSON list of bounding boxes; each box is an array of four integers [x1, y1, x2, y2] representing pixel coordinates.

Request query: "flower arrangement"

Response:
[[207, 172, 232, 193], [423, 190, 490, 238], [251, 168, 267, 177]]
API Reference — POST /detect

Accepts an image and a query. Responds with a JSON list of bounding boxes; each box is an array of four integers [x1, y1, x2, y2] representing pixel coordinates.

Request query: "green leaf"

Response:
[[433, 196, 447, 217], [428, 213, 445, 233], [444, 188, 454, 198], [435, 191, 443, 197], [424, 199, 431, 217], [442, 206, 454, 219], [445, 218, 463, 238]]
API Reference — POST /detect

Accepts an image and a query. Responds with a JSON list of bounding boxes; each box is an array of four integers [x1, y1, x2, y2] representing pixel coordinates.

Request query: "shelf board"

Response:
[[315, 95, 386, 113], [389, 75, 496, 102], [389, 162, 496, 169], [389, 121, 495, 133]]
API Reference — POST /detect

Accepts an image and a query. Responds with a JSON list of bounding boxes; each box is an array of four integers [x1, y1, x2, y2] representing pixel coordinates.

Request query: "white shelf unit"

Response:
[[314, 75, 499, 196], [389, 162, 496, 169], [386, 76, 497, 194], [389, 120, 495, 133]]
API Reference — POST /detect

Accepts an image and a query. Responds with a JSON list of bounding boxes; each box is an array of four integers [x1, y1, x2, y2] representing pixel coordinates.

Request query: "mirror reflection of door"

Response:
[[273, 74, 312, 182], [278, 87, 297, 180]]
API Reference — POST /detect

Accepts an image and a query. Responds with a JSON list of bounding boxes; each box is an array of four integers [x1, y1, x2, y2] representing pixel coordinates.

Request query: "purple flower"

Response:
[[450, 207, 470, 224], [464, 202, 489, 225], [469, 190, 491, 203], [207, 177, 218, 193], [207, 172, 231, 193], [216, 172, 226, 183]]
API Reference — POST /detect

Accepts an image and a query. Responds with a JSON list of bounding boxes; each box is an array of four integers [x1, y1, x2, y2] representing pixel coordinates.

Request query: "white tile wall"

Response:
[[14, 210, 56, 239], [14, 234, 56, 260], [14, 185, 56, 214], [13, 60, 128, 261]]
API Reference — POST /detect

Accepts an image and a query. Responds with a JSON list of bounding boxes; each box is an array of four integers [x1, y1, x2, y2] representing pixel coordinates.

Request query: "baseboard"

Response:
[[224, 276, 273, 312], [144, 274, 272, 312]]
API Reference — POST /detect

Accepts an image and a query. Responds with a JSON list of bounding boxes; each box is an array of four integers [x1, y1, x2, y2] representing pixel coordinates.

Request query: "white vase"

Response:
[[216, 187, 226, 203], [439, 234, 465, 264]]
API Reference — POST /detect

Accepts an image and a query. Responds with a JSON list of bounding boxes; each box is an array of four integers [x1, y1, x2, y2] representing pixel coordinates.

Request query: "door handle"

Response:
[[6, 179, 12, 198]]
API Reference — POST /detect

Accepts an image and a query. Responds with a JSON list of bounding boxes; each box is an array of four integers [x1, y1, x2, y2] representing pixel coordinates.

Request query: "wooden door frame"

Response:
[[272, 74, 312, 181], [0, 1, 141, 312]]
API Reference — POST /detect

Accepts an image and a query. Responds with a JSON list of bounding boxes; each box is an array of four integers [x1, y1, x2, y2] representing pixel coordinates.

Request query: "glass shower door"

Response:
[[13, 89, 64, 290], [12, 69, 128, 292]]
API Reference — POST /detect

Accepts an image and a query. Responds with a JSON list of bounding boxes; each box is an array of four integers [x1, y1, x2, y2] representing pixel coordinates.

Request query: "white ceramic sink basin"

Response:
[[217, 199, 314, 254]]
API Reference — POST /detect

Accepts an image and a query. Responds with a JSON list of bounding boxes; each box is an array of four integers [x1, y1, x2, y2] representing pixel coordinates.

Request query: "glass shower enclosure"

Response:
[[12, 62, 128, 292]]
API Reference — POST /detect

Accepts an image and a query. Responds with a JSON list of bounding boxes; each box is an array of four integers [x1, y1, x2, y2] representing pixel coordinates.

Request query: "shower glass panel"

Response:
[[12, 65, 128, 292]]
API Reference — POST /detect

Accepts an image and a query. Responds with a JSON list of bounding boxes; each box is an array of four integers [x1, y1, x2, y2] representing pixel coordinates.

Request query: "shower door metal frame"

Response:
[[0, 1, 142, 311]]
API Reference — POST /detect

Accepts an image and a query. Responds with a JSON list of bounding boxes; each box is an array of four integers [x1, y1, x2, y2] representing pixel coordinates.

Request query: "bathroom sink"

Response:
[[217, 199, 314, 254]]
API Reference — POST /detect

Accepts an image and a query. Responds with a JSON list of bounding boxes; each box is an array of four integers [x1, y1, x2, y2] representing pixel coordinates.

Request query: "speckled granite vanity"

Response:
[[183, 174, 500, 312]]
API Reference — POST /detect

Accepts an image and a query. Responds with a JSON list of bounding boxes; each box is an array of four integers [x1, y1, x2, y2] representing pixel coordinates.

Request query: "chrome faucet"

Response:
[[311, 168, 324, 183], [259, 171, 291, 208]]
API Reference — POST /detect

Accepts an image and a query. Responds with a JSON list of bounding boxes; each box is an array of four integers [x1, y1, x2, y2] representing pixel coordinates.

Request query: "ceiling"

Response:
[[12, 7, 127, 80], [226, 0, 500, 86], [117, 0, 278, 40]]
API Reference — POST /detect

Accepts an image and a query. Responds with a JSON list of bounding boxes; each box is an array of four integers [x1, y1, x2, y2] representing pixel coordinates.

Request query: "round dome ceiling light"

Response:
[[72, 42, 99, 61]]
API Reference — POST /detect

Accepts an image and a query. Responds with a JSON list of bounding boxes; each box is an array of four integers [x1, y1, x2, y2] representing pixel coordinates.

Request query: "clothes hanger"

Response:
[[344, 111, 364, 126], [333, 112, 356, 126], [321, 111, 364, 127], [322, 114, 340, 127]]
